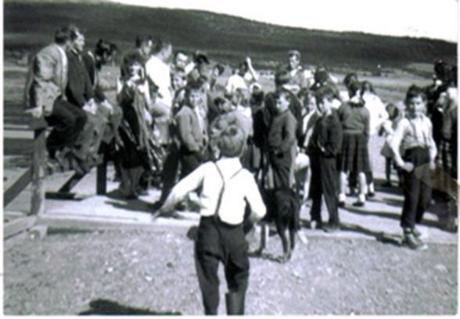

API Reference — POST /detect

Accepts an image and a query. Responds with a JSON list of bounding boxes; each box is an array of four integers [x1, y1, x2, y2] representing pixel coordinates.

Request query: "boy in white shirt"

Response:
[[159, 122, 266, 315]]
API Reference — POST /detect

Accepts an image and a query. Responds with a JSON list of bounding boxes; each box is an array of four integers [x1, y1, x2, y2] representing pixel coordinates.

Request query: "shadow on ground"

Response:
[[79, 299, 181, 315], [343, 205, 445, 230]]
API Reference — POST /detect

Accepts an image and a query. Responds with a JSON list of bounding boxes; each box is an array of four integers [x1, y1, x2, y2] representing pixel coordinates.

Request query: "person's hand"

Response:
[[144, 109, 152, 124], [83, 100, 97, 115], [25, 106, 43, 118], [401, 162, 414, 172]]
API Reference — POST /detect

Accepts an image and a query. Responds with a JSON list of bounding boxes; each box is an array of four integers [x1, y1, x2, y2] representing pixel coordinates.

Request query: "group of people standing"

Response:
[[24, 25, 121, 176], [24, 27, 457, 315]]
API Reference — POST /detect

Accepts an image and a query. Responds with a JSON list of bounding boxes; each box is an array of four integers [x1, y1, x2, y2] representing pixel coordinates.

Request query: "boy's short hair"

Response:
[[405, 85, 427, 103], [314, 67, 329, 84], [314, 85, 336, 103], [54, 26, 71, 45], [385, 103, 399, 120], [217, 124, 245, 157], [288, 50, 301, 59], [213, 96, 226, 107], [174, 50, 188, 60], [274, 88, 291, 101], [347, 79, 361, 97]]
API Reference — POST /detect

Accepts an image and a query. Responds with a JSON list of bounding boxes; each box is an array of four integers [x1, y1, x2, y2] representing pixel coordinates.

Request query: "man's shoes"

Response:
[[322, 223, 340, 233], [402, 232, 428, 251], [367, 191, 375, 198], [412, 227, 422, 239]]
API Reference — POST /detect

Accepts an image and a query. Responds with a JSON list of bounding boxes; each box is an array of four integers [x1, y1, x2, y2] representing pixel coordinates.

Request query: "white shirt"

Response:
[[166, 158, 266, 225], [56, 45, 68, 87], [145, 55, 173, 107], [390, 114, 437, 167], [225, 74, 253, 95], [362, 92, 388, 135]]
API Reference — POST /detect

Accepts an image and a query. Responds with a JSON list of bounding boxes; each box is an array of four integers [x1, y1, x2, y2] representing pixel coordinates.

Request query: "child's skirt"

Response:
[[339, 132, 369, 173]]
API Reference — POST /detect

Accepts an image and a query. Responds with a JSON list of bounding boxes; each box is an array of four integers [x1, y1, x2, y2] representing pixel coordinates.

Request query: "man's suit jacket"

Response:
[[24, 43, 68, 114]]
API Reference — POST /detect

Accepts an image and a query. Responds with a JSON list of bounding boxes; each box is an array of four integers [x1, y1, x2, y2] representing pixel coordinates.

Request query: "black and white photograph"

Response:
[[2, 0, 458, 315]]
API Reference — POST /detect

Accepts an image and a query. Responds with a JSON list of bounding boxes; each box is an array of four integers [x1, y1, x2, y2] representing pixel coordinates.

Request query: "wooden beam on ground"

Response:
[[37, 214, 198, 234], [45, 192, 86, 200], [3, 167, 32, 206], [4, 216, 37, 239], [58, 172, 86, 193]]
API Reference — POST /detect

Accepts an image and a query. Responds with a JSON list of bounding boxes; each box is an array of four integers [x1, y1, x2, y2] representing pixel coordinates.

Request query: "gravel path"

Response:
[[3, 228, 457, 315]]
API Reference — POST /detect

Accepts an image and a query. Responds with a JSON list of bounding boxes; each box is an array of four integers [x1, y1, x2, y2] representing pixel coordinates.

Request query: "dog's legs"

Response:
[[253, 223, 267, 256], [276, 222, 291, 263], [289, 228, 296, 256]]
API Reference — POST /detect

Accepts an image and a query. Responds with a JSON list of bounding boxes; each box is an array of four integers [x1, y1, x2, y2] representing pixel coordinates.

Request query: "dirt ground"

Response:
[[3, 226, 457, 315]]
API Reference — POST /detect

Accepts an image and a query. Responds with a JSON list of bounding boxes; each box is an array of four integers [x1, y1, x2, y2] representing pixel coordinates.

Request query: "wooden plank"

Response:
[[37, 214, 197, 233], [96, 148, 107, 195], [3, 167, 32, 206], [30, 129, 46, 216], [58, 172, 86, 193], [4, 216, 37, 239], [3, 130, 34, 139]]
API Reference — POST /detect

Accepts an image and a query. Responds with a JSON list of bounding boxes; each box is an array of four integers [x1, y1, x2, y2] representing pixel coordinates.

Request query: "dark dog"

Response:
[[253, 188, 300, 262]]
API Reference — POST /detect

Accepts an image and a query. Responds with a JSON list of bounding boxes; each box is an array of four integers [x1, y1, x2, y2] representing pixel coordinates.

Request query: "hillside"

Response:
[[4, 0, 457, 71]]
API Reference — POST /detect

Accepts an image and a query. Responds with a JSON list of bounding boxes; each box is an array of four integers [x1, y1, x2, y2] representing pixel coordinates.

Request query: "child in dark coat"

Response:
[[306, 85, 343, 232]]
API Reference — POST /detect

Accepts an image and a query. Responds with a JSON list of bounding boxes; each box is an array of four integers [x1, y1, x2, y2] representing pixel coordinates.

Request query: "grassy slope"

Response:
[[4, 1, 457, 71]]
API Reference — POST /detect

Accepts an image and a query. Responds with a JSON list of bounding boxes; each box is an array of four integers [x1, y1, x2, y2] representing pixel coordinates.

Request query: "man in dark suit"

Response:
[[65, 26, 104, 173], [24, 26, 87, 163]]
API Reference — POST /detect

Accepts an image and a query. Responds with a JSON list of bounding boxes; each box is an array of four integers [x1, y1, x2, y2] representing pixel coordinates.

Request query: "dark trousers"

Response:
[[179, 149, 203, 179], [269, 151, 292, 189], [195, 217, 249, 315], [401, 147, 432, 229], [45, 98, 87, 156], [160, 143, 180, 201], [309, 155, 339, 225]]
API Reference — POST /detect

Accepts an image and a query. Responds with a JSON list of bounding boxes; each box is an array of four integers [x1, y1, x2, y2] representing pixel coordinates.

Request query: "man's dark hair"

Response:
[[343, 72, 358, 87], [54, 26, 70, 45], [68, 25, 82, 41], [135, 35, 152, 48]]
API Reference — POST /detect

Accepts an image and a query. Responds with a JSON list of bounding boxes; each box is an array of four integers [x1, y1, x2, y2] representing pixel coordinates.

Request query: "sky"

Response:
[[108, 0, 458, 42]]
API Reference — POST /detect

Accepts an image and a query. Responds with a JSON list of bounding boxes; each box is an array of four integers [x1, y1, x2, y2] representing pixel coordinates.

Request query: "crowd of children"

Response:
[[25, 29, 458, 315]]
